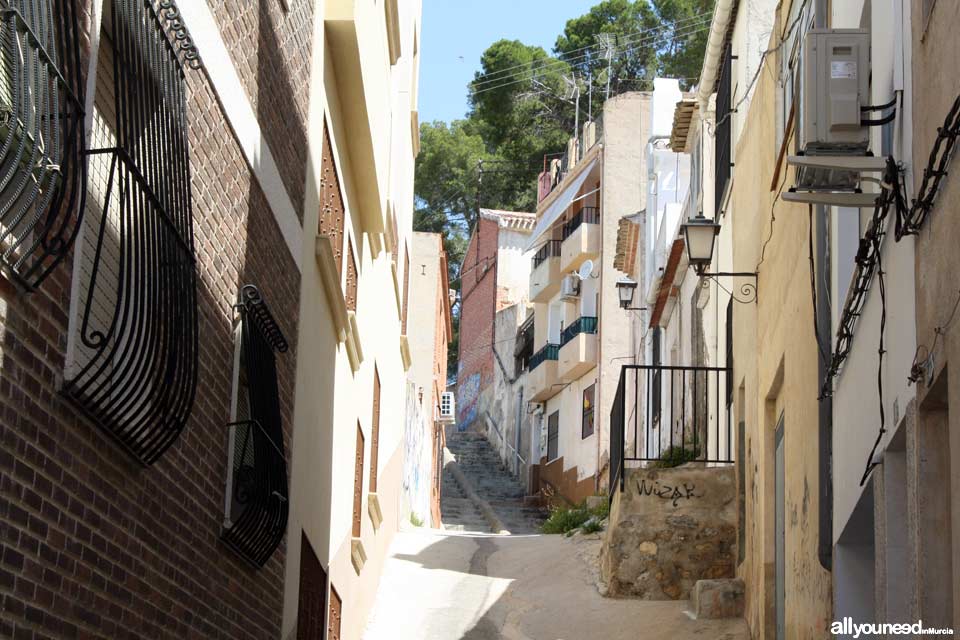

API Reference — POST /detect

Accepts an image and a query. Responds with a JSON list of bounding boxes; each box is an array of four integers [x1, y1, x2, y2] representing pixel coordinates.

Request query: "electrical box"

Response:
[[800, 29, 870, 154]]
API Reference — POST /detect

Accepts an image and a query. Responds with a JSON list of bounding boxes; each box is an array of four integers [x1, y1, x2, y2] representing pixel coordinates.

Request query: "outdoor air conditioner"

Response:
[[438, 392, 456, 424], [560, 275, 580, 300]]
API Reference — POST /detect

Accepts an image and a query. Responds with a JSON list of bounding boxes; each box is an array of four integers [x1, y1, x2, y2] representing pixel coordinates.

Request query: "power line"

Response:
[[470, 12, 712, 89], [469, 22, 712, 97]]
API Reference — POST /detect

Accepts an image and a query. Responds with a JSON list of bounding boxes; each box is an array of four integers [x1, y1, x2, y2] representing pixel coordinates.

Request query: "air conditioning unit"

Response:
[[560, 275, 580, 300], [438, 392, 456, 424], [799, 29, 871, 155]]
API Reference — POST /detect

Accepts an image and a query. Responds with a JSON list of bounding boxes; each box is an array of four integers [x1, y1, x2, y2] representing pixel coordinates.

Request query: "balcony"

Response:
[[527, 343, 560, 402], [530, 240, 561, 303], [560, 207, 601, 273], [558, 317, 598, 381]]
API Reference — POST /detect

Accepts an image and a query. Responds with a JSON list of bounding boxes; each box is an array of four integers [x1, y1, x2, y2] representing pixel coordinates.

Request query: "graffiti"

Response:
[[636, 478, 703, 507], [457, 373, 481, 431], [401, 382, 430, 524]]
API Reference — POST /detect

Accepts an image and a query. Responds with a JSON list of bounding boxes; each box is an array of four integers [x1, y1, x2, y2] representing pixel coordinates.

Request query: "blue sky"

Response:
[[418, 0, 599, 124]]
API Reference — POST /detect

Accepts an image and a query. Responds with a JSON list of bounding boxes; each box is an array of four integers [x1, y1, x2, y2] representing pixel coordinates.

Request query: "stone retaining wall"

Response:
[[600, 465, 736, 600]]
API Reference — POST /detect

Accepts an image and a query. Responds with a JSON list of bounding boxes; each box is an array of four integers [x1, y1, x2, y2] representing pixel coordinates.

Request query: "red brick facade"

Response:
[[0, 2, 306, 638], [456, 217, 499, 428]]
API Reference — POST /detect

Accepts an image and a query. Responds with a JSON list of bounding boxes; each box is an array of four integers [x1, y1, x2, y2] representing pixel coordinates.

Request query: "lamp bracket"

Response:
[[696, 271, 758, 304]]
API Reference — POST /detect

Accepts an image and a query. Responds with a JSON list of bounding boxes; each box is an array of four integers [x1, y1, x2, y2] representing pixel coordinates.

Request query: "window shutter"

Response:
[[401, 246, 409, 333], [370, 366, 380, 493], [319, 122, 345, 276], [352, 423, 364, 538], [221, 285, 289, 568], [346, 237, 357, 311], [63, 0, 200, 464], [0, 0, 86, 290], [328, 585, 342, 640], [297, 533, 328, 640]]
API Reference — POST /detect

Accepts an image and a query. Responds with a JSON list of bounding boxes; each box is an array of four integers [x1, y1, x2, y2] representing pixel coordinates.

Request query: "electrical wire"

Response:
[[808, 205, 828, 365], [469, 23, 712, 97], [909, 288, 960, 384], [859, 227, 887, 487], [469, 12, 712, 89]]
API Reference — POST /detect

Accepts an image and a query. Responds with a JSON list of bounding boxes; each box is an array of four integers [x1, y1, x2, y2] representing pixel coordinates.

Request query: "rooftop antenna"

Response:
[[597, 33, 618, 102], [563, 73, 581, 136]]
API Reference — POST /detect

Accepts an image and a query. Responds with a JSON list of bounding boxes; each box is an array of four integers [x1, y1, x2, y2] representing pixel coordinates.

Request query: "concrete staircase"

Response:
[[442, 429, 546, 534]]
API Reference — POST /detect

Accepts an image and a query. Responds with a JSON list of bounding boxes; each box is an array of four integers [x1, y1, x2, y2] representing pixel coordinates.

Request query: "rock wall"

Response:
[[600, 465, 736, 600]]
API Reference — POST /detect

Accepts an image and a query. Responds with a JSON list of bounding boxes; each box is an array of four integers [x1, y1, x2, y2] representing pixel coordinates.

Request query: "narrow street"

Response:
[[363, 530, 750, 640], [364, 428, 749, 639]]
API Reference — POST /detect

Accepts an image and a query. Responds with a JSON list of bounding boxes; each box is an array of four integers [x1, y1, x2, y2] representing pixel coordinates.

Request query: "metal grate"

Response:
[[561, 206, 600, 240], [528, 343, 559, 371], [560, 315, 597, 346], [64, 0, 198, 465], [0, 0, 86, 290], [222, 285, 289, 568], [532, 240, 561, 269]]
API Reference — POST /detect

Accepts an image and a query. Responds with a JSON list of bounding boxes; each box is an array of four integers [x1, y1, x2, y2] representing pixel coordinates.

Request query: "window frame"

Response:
[[546, 410, 560, 462], [581, 384, 595, 439]]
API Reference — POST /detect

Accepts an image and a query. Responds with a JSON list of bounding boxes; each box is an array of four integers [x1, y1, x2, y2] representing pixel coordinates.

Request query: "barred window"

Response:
[[222, 285, 290, 568], [0, 0, 86, 289], [63, 0, 200, 464]]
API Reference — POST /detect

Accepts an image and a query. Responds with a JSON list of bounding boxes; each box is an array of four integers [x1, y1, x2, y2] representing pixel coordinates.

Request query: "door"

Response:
[[775, 414, 786, 640]]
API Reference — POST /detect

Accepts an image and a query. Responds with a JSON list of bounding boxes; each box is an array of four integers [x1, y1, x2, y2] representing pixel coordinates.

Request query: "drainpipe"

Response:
[[696, 0, 738, 115], [813, 0, 832, 572]]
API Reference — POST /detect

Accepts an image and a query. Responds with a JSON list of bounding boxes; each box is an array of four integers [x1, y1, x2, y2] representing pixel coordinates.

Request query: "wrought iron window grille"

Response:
[[63, 0, 199, 465], [0, 0, 87, 290], [222, 284, 289, 568]]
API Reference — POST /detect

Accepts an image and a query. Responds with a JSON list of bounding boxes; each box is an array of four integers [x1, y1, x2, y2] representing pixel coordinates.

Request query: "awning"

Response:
[[525, 158, 598, 251]]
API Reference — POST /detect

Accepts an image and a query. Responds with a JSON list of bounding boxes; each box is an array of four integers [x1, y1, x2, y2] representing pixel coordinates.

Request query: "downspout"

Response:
[[696, 0, 738, 115], [813, 0, 832, 573]]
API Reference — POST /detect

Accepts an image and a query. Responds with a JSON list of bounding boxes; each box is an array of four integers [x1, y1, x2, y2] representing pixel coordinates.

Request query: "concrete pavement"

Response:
[[362, 528, 751, 640]]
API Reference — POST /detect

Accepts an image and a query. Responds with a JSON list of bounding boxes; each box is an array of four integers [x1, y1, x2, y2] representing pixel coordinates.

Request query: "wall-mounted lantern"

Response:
[[615, 277, 646, 311], [680, 214, 758, 304]]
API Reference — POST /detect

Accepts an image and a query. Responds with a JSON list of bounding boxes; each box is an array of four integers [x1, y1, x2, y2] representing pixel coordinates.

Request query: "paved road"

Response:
[[363, 529, 750, 640]]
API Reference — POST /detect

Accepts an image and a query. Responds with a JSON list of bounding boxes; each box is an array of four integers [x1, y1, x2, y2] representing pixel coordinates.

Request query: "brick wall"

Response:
[[456, 217, 499, 428], [207, 0, 314, 221], [0, 4, 303, 638]]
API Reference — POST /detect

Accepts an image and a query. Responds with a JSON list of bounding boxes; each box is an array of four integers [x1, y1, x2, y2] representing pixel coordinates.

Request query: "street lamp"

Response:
[[615, 277, 645, 311], [681, 214, 721, 275], [680, 213, 758, 304]]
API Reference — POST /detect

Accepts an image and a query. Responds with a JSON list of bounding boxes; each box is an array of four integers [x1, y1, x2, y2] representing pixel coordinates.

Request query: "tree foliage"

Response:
[[413, 1, 716, 379]]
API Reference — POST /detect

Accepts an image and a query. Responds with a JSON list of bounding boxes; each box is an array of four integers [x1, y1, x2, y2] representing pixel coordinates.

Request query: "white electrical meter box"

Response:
[[800, 29, 870, 153]]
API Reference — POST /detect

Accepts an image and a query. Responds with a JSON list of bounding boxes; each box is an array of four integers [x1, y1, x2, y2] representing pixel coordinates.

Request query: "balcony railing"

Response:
[[560, 316, 597, 346], [532, 240, 561, 269], [610, 364, 733, 501], [528, 343, 560, 371], [561, 207, 600, 241]]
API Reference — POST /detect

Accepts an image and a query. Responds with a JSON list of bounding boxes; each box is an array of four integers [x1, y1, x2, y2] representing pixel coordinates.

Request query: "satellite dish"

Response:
[[577, 260, 595, 280]]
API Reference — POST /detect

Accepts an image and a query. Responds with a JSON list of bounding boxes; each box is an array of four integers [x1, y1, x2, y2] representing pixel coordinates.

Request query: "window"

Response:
[[64, 0, 199, 464], [328, 585, 342, 640], [222, 285, 290, 567], [0, 0, 86, 290], [715, 42, 732, 218], [547, 411, 559, 461], [775, 1, 811, 154], [320, 121, 346, 276], [401, 245, 410, 334], [582, 384, 595, 439], [297, 533, 328, 640], [353, 423, 365, 538], [370, 366, 381, 493], [346, 237, 358, 312]]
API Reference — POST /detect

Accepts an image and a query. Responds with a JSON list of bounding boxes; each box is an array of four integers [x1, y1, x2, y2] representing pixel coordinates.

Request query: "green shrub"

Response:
[[652, 445, 701, 468], [541, 498, 610, 534], [410, 513, 424, 527]]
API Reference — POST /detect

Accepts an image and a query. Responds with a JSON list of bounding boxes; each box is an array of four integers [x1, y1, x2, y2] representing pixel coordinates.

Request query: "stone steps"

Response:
[[441, 428, 547, 535]]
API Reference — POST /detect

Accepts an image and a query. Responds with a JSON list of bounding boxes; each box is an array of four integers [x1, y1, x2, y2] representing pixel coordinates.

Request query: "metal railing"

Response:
[[561, 207, 600, 241], [532, 240, 561, 269], [528, 343, 560, 371], [610, 364, 733, 500], [560, 316, 597, 346]]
